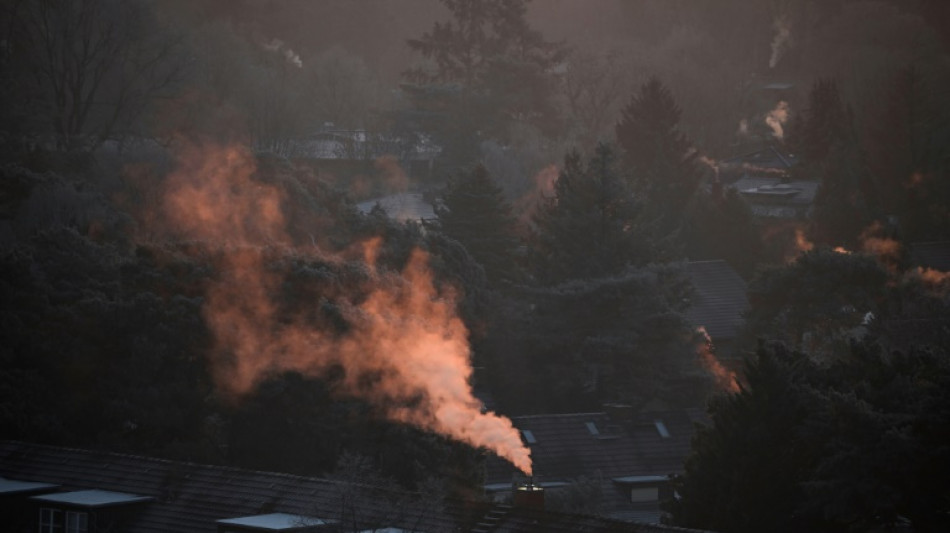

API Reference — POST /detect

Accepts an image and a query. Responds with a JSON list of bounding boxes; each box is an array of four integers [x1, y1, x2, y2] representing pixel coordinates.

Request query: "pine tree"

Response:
[[796, 79, 876, 246], [530, 143, 654, 284], [433, 164, 521, 285], [615, 76, 702, 229]]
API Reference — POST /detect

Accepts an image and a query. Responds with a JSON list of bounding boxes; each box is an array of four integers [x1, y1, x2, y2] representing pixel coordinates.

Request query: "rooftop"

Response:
[[1, 440, 709, 532], [685, 260, 748, 342], [0, 477, 58, 495], [31, 488, 153, 508], [216, 512, 332, 531]]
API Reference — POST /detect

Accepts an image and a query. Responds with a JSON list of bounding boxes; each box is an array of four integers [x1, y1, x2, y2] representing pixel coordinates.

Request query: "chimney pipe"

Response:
[[513, 478, 544, 510]]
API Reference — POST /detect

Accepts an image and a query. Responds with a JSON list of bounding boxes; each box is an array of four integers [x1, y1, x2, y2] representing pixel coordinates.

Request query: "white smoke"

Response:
[[263, 38, 303, 68], [769, 14, 791, 69]]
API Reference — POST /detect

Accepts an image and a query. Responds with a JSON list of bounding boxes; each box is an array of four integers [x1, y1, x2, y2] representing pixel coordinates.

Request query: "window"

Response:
[[65, 512, 88, 533], [39, 508, 62, 533]]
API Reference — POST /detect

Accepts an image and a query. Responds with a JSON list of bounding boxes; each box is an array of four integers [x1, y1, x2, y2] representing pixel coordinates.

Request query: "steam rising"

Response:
[[695, 327, 739, 393], [263, 38, 303, 68], [157, 142, 532, 474], [769, 15, 791, 69]]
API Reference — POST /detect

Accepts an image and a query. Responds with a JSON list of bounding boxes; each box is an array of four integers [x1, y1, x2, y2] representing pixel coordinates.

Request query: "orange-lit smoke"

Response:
[[765, 101, 790, 140], [158, 142, 532, 475], [915, 267, 950, 289], [515, 164, 558, 225], [859, 221, 901, 266], [695, 327, 740, 394], [793, 228, 813, 254], [374, 155, 410, 194]]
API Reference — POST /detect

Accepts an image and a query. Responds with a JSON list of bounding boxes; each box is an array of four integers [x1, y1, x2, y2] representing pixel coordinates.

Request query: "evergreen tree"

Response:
[[615, 76, 702, 230], [530, 143, 654, 284], [669, 340, 950, 532], [401, 0, 567, 171], [792, 79, 876, 246], [790, 79, 851, 167], [433, 164, 521, 285], [683, 187, 764, 278]]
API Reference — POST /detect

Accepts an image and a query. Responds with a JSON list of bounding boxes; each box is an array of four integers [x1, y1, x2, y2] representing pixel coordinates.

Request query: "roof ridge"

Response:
[[0, 440, 412, 496], [511, 412, 607, 420]]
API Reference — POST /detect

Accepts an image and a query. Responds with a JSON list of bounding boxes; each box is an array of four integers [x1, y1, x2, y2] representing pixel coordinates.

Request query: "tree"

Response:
[[615, 76, 702, 231], [559, 49, 632, 152], [7, 0, 185, 151], [530, 143, 656, 284], [788, 79, 850, 169], [401, 0, 567, 170], [432, 164, 522, 285], [669, 340, 950, 533], [683, 187, 764, 278], [866, 65, 950, 241], [743, 248, 889, 359], [484, 263, 699, 413]]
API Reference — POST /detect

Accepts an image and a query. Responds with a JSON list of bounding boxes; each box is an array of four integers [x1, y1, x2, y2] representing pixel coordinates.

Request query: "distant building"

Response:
[[280, 127, 440, 183]]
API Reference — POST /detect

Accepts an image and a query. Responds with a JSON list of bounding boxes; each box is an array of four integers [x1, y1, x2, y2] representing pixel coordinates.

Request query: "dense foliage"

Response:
[[670, 341, 950, 532]]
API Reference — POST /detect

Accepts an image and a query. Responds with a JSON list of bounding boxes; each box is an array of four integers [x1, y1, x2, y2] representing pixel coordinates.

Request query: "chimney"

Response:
[[603, 403, 634, 423], [513, 479, 544, 510]]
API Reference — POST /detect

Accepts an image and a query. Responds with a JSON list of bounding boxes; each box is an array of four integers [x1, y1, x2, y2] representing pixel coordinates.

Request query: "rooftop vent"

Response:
[[216, 513, 336, 532], [31, 489, 153, 509], [521, 429, 537, 444]]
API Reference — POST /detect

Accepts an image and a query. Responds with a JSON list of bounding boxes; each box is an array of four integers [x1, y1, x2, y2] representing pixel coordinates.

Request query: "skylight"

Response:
[[585, 421, 599, 436], [654, 420, 670, 438], [521, 429, 537, 444]]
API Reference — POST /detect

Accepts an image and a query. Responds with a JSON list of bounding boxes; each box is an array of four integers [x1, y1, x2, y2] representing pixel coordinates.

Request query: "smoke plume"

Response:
[[514, 163, 558, 225], [769, 14, 791, 69], [765, 101, 790, 140], [157, 142, 532, 474], [695, 327, 739, 393], [263, 38, 303, 68]]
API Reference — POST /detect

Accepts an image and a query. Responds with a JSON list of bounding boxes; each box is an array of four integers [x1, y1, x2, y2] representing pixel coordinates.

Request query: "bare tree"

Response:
[[13, 0, 185, 151]]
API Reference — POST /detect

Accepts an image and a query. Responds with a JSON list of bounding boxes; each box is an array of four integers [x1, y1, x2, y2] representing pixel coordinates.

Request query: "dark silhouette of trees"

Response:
[[683, 187, 764, 278], [6, 0, 185, 152], [433, 164, 521, 285], [401, 0, 567, 171], [790, 79, 875, 247], [670, 340, 950, 533], [615, 76, 702, 231], [530, 144, 655, 284], [743, 248, 889, 357]]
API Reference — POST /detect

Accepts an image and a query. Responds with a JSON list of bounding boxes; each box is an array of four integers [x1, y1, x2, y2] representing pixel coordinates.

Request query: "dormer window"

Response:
[[38, 509, 87, 533]]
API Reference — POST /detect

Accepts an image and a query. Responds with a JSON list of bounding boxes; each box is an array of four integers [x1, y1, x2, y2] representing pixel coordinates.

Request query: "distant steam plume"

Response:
[[695, 327, 739, 393], [769, 14, 791, 69], [514, 164, 558, 225], [156, 142, 532, 475], [263, 38, 303, 68], [765, 101, 790, 140]]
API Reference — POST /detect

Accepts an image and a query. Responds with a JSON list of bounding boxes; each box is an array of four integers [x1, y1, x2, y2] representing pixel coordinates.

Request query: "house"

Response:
[[356, 193, 436, 223], [719, 145, 798, 179], [0, 440, 712, 533], [283, 127, 440, 183], [483, 408, 707, 525], [685, 260, 748, 357], [729, 176, 818, 220]]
